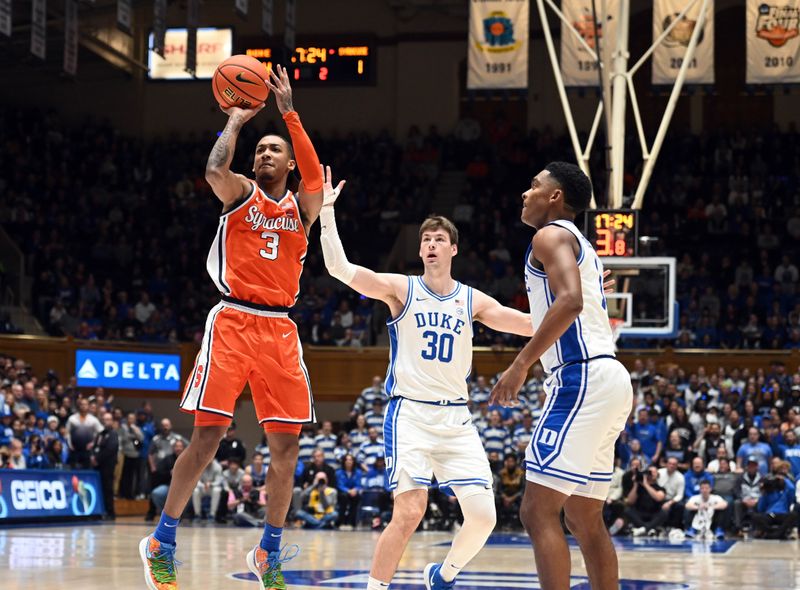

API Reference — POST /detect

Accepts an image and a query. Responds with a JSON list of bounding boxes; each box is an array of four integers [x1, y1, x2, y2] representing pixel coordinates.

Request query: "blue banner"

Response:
[[0, 469, 105, 520], [75, 349, 181, 391]]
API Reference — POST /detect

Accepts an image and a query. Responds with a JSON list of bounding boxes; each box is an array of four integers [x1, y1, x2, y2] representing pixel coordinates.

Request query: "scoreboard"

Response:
[[584, 209, 638, 257], [243, 42, 374, 85]]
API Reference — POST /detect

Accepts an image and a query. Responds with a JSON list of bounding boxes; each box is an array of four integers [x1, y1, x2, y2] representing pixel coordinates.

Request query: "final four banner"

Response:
[[30, 0, 46, 60], [63, 0, 78, 76], [560, 0, 619, 87], [467, 0, 529, 89], [185, 0, 199, 75], [153, 0, 167, 58], [652, 0, 715, 85], [0, 0, 11, 37], [262, 0, 273, 35], [746, 0, 800, 84]]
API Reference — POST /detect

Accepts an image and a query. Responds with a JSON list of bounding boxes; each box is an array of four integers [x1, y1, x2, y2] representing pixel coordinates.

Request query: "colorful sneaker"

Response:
[[684, 527, 697, 539], [139, 535, 180, 589], [424, 563, 456, 590], [246, 544, 300, 589]]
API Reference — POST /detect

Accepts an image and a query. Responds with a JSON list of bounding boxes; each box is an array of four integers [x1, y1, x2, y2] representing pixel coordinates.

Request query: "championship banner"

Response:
[[467, 0, 529, 89], [63, 0, 78, 76], [153, 0, 167, 58], [652, 0, 714, 84], [746, 0, 800, 83], [30, 0, 46, 60], [560, 0, 618, 86], [235, 0, 248, 18], [0, 469, 105, 521], [185, 0, 199, 75], [0, 0, 11, 37], [284, 0, 295, 50], [117, 0, 132, 34], [262, 0, 273, 35]]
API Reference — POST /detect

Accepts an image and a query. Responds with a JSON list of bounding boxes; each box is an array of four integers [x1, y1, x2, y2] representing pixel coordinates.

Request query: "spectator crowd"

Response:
[[3, 107, 799, 349], [2, 350, 799, 540]]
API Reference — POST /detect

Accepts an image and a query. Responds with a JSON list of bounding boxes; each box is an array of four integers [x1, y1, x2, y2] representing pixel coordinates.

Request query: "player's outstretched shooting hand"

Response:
[[265, 64, 294, 115], [322, 165, 346, 208], [490, 363, 526, 407]]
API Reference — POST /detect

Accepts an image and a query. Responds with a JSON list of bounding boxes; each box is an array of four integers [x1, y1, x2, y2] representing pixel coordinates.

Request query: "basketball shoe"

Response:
[[246, 544, 300, 589], [424, 563, 456, 590], [139, 534, 180, 589]]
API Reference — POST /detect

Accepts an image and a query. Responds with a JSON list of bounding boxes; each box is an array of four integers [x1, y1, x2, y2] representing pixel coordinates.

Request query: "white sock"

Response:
[[367, 576, 390, 590], [439, 489, 497, 582]]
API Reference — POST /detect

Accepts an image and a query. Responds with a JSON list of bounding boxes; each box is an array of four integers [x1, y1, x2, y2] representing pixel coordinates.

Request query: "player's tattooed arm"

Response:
[[206, 104, 264, 208]]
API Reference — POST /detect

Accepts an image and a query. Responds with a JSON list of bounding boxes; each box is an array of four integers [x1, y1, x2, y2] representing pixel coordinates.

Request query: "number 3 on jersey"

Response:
[[421, 330, 454, 363], [260, 231, 280, 260]]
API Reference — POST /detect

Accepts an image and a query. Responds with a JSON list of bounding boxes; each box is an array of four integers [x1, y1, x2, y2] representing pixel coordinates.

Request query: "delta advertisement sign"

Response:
[[0, 469, 104, 520], [75, 350, 181, 391]]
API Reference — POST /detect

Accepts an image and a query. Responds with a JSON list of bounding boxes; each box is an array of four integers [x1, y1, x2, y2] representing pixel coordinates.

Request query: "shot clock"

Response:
[[244, 41, 374, 85], [584, 209, 638, 257]]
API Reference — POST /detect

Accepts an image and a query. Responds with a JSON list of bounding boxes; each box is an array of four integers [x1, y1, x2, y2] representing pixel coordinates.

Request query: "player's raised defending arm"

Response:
[[205, 105, 263, 208], [471, 290, 533, 337], [471, 272, 614, 338], [490, 226, 584, 405], [319, 166, 409, 316], [266, 65, 324, 228]]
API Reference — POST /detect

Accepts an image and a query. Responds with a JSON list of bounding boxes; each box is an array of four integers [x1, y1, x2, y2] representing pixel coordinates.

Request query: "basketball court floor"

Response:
[[1, 520, 798, 589]]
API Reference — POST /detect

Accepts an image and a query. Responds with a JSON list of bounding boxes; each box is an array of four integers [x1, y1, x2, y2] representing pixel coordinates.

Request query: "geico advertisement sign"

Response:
[[11, 480, 68, 510], [0, 472, 102, 518], [75, 349, 181, 391]]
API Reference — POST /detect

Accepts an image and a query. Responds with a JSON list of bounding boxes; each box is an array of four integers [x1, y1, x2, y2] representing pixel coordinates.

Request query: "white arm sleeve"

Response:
[[320, 205, 357, 284]]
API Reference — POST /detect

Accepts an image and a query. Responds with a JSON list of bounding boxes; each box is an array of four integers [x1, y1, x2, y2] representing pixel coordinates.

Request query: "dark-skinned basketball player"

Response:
[[140, 64, 324, 590]]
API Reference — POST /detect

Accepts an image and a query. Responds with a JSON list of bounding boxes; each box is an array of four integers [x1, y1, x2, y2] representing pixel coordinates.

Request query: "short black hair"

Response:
[[544, 161, 592, 215]]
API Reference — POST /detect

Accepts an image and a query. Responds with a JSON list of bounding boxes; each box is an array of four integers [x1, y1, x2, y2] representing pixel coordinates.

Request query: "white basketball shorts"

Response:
[[525, 357, 633, 501], [383, 397, 494, 495]]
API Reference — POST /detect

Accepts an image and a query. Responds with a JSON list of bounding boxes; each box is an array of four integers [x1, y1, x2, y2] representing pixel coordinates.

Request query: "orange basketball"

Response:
[[212, 54, 270, 110]]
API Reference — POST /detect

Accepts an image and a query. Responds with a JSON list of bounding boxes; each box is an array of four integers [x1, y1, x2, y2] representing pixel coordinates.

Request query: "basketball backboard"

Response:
[[601, 257, 677, 339]]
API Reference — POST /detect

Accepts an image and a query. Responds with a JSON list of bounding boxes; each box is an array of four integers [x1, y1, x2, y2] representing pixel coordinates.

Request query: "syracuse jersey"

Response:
[[207, 180, 307, 307], [181, 179, 314, 433]]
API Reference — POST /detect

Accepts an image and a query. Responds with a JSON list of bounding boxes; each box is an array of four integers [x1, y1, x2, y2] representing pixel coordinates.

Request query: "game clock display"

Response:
[[244, 43, 373, 85], [584, 209, 638, 257]]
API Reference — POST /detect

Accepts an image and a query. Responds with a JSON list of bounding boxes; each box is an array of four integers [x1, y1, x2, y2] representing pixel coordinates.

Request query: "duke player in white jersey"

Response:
[[492, 162, 633, 590], [318, 166, 535, 590]]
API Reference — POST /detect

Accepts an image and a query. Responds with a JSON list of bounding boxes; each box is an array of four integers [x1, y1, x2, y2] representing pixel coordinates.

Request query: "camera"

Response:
[[761, 475, 785, 494]]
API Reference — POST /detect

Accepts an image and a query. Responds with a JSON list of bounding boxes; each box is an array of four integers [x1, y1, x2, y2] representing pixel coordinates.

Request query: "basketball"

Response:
[[212, 54, 269, 109]]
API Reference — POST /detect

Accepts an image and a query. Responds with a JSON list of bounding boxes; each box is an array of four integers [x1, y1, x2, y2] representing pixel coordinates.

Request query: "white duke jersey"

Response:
[[525, 219, 614, 374], [385, 276, 474, 403]]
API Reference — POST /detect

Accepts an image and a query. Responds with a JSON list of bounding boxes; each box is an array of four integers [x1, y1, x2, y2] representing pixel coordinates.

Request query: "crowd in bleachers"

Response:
[[3, 349, 799, 538], [3, 106, 799, 349]]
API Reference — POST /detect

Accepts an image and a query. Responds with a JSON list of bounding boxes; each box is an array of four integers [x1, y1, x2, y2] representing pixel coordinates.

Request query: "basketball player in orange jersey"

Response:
[[140, 65, 323, 590]]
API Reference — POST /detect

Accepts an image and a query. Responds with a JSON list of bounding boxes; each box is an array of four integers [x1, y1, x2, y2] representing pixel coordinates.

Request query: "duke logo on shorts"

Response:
[[382, 276, 493, 492], [523, 220, 633, 500]]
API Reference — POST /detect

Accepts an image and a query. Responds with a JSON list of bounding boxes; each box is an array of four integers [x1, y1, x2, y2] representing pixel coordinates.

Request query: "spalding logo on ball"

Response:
[[212, 54, 270, 109]]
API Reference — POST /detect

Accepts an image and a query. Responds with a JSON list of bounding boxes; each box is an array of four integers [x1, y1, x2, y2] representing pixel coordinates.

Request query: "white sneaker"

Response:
[[789, 528, 799, 540], [668, 529, 686, 542], [632, 526, 647, 537]]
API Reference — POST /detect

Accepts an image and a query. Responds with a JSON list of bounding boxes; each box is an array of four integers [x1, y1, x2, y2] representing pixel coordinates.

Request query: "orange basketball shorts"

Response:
[[179, 300, 315, 433]]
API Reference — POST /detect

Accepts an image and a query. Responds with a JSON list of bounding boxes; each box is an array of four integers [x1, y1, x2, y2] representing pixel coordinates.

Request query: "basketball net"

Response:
[[609, 318, 625, 351]]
